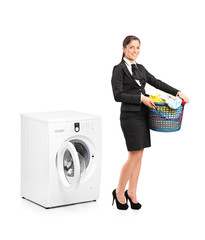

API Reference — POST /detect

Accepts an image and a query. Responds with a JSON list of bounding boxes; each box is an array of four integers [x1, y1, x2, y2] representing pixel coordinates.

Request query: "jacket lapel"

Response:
[[120, 60, 141, 88]]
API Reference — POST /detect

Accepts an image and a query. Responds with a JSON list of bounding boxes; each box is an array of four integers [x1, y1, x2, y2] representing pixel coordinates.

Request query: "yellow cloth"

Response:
[[149, 94, 165, 103], [149, 94, 176, 114]]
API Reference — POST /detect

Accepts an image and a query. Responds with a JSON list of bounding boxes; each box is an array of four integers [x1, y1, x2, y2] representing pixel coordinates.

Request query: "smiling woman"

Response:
[[111, 35, 189, 210], [121, 36, 141, 61]]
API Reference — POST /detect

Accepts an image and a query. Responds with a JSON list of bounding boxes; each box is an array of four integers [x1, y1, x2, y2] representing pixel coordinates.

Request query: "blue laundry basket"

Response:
[[148, 103, 185, 132]]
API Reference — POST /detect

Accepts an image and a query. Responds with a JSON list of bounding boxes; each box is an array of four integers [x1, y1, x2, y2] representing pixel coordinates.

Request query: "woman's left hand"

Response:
[[177, 92, 190, 103]]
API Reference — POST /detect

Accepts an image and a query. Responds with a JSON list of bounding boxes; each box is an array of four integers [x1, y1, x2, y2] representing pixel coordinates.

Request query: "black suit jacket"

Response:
[[111, 60, 180, 112]]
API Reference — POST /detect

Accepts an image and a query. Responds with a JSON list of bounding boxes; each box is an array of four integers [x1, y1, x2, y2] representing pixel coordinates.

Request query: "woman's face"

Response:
[[122, 40, 140, 62]]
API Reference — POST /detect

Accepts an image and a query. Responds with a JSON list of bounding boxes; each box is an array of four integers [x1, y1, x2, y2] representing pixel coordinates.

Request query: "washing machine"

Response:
[[21, 110, 102, 209]]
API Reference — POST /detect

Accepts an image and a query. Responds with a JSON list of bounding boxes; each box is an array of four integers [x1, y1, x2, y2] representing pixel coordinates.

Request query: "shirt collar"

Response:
[[123, 57, 137, 66]]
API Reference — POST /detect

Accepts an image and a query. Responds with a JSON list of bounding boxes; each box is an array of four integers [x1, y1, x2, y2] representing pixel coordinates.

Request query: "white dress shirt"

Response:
[[123, 57, 142, 102]]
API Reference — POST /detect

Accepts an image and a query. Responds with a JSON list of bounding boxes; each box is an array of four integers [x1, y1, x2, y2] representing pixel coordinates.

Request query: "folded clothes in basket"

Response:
[[149, 94, 182, 109]]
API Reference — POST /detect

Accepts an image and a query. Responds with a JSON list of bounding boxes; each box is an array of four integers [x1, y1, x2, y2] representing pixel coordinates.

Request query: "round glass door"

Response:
[[57, 139, 92, 188], [56, 141, 81, 189], [63, 149, 86, 182]]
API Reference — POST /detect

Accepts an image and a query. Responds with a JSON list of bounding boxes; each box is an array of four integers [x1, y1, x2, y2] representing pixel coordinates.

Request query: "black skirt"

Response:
[[120, 104, 151, 151]]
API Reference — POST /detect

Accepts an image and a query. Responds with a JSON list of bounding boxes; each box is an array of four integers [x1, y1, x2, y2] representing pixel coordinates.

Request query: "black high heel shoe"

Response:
[[112, 189, 128, 210], [125, 190, 142, 210]]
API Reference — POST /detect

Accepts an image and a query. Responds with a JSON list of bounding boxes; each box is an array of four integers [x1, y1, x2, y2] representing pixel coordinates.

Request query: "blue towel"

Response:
[[160, 94, 182, 109]]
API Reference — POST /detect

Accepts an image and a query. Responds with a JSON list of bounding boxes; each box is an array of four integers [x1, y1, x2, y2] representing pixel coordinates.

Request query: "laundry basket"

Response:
[[148, 102, 185, 132]]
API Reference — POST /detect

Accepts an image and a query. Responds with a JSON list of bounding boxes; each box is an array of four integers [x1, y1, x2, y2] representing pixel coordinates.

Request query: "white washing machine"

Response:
[[21, 110, 102, 209]]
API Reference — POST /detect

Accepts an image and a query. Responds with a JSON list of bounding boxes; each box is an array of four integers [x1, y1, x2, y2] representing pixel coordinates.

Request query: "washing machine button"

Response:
[[74, 123, 80, 132]]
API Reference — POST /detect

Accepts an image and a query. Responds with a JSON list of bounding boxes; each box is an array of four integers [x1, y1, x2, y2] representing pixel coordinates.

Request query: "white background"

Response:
[[1, 0, 205, 239]]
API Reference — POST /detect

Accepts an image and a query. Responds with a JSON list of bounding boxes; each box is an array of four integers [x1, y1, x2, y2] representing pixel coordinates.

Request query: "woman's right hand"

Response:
[[141, 96, 156, 109]]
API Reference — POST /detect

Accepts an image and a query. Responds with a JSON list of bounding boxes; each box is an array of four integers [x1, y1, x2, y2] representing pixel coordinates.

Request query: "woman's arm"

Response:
[[143, 65, 190, 103], [142, 65, 180, 96], [111, 65, 141, 104]]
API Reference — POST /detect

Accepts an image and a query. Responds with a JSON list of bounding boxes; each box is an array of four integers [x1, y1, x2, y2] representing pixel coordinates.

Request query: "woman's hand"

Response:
[[177, 92, 190, 103], [141, 96, 156, 109]]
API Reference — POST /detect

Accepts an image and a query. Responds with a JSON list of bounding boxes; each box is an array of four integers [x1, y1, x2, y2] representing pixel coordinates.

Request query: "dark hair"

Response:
[[121, 35, 141, 61]]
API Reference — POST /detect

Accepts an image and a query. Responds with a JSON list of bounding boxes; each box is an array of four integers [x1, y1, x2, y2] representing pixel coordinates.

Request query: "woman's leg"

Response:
[[116, 149, 144, 204], [127, 149, 144, 203]]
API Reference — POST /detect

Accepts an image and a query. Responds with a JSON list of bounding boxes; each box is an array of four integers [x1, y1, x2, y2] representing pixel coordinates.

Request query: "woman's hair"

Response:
[[121, 35, 141, 61]]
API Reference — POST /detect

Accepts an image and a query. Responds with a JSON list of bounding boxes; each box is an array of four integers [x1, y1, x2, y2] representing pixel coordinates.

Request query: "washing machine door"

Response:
[[56, 141, 81, 189]]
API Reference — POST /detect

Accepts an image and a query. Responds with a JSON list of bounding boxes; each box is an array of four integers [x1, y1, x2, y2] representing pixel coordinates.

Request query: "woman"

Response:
[[111, 35, 189, 210]]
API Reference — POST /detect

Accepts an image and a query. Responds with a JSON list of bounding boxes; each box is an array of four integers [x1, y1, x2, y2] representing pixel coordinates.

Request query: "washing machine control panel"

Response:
[[74, 122, 80, 132]]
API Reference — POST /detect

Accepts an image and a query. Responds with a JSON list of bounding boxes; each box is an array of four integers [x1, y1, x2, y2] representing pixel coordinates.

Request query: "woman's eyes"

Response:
[[130, 46, 140, 49]]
